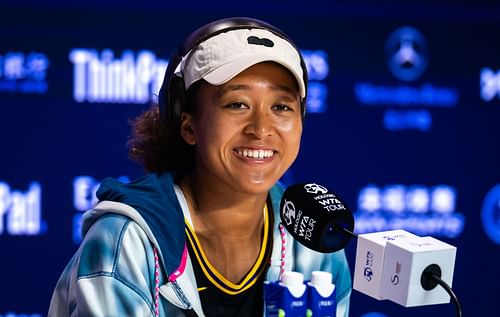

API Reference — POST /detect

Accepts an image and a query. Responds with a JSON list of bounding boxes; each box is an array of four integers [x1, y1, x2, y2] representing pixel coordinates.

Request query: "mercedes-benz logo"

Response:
[[385, 26, 428, 82]]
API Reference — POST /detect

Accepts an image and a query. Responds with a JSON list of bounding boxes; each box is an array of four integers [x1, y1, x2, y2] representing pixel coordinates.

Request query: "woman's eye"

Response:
[[225, 102, 249, 109], [273, 104, 293, 111]]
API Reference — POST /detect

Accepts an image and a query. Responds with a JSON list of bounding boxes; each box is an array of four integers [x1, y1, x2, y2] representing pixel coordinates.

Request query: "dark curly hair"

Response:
[[128, 81, 202, 173]]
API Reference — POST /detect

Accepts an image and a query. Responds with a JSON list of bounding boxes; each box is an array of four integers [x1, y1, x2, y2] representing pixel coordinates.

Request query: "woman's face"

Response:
[[181, 62, 303, 195]]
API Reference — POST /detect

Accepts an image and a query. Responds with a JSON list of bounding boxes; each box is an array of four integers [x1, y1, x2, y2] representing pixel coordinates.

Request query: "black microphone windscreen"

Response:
[[280, 183, 354, 253]]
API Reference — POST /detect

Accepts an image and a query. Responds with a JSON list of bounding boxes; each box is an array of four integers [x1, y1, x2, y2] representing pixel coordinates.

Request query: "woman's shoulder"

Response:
[[77, 213, 153, 277], [50, 214, 161, 316]]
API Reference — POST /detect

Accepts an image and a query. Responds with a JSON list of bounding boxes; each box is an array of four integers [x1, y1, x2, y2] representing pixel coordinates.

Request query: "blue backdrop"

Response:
[[1, 1, 500, 316]]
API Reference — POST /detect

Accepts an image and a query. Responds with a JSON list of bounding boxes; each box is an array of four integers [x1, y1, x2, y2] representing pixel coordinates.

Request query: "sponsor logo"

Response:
[[354, 26, 459, 132], [391, 262, 402, 285], [318, 300, 335, 307], [285, 202, 317, 241], [364, 251, 374, 281], [313, 193, 347, 212], [291, 301, 304, 307], [480, 68, 500, 102], [306, 184, 348, 212], [302, 50, 329, 113], [385, 27, 428, 82], [0, 181, 46, 236], [282, 200, 296, 226], [72, 176, 128, 243], [307, 82, 328, 113], [355, 184, 464, 238], [297, 215, 316, 241], [304, 183, 328, 194], [69, 49, 167, 104], [364, 267, 374, 282], [382, 233, 409, 241], [247, 36, 274, 47], [481, 184, 500, 244], [0, 51, 49, 94]]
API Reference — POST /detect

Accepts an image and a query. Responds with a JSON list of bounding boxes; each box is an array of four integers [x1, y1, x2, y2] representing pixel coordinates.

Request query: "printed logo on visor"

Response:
[[247, 36, 274, 47]]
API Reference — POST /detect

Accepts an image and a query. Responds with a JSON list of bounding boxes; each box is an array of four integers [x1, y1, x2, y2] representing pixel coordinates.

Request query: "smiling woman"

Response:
[[181, 62, 303, 196], [48, 17, 352, 317]]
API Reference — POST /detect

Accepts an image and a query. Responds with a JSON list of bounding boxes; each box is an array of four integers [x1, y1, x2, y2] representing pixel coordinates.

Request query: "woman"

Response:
[[48, 17, 351, 316]]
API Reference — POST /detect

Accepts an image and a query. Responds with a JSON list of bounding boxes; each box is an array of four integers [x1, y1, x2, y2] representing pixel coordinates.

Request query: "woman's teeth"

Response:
[[236, 149, 274, 159]]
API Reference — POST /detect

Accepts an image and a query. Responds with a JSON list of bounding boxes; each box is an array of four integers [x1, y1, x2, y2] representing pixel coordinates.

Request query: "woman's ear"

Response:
[[180, 112, 196, 145]]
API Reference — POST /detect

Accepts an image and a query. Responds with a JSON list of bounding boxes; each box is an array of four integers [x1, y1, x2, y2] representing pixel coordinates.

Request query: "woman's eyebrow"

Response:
[[220, 84, 250, 93], [215, 84, 249, 98]]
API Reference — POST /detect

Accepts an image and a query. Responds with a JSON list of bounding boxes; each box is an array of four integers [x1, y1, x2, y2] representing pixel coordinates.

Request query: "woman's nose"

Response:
[[243, 108, 274, 138]]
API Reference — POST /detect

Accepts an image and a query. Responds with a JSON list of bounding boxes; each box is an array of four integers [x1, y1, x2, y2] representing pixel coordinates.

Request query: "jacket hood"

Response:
[[89, 172, 185, 277]]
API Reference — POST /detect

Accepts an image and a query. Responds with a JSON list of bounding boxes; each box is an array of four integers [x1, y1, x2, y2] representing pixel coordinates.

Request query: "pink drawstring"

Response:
[[279, 223, 286, 280], [154, 246, 160, 317]]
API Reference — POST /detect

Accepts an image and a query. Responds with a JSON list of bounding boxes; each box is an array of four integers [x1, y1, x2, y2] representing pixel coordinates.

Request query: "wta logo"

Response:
[[282, 200, 296, 226], [364, 251, 374, 281], [304, 183, 328, 194], [481, 184, 500, 244]]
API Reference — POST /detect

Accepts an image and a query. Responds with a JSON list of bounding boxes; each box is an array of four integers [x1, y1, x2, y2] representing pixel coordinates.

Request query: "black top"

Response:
[[185, 203, 274, 317]]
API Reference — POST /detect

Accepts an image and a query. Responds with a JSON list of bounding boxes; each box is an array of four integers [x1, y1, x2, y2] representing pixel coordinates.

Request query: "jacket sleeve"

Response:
[[293, 243, 352, 317], [48, 215, 159, 317]]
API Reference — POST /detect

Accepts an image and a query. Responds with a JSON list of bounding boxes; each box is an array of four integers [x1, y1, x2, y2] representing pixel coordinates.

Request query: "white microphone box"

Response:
[[380, 236, 457, 307], [353, 230, 419, 300]]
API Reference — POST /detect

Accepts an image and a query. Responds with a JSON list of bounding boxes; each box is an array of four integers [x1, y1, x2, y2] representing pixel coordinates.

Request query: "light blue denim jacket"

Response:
[[48, 172, 351, 316]]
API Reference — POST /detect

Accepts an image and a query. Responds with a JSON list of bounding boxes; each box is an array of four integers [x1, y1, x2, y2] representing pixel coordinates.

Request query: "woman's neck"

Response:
[[178, 172, 268, 283], [181, 171, 268, 233]]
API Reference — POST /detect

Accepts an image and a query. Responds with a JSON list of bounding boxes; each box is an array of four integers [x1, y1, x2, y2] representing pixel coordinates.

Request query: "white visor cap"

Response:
[[180, 28, 306, 98]]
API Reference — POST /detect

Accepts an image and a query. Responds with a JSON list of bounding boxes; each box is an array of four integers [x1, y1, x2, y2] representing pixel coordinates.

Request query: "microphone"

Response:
[[280, 182, 461, 316], [279, 183, 355, 253]]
